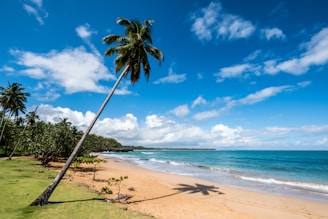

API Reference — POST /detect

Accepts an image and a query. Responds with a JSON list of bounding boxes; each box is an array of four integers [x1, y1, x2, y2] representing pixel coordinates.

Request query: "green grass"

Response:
[[0, 157, 153, 219]]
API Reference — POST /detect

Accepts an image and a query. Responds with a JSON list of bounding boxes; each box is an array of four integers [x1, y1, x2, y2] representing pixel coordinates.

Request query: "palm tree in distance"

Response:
[[25, 108, 40, 126], [0, 82, 30, 143], [30, 17, 164, 206], [8, 105, 39, 160]]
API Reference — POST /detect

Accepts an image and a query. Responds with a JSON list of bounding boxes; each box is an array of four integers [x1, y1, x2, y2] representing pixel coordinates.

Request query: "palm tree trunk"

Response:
[[0, 109, 5, 130], [30, 66, 128, 206], [7, 125, 26, 160], [0, 109, 7, 143], [8, 106, 39, 160], [0, 120, 7, 144]]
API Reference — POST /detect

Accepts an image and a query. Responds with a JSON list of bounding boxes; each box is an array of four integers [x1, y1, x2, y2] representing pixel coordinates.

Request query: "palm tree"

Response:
[[25, 108, 40, 126], [8, 106, 39, 160], [0, 82, 30, 143], [30, 17, 164, 206]]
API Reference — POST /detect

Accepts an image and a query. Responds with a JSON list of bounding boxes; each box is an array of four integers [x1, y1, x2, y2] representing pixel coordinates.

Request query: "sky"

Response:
[[1, 0, 328, 150]]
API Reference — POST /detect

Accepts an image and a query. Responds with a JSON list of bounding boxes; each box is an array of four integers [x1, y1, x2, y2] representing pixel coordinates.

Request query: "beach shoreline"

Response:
[[101, 150, 328, 204], [58, 155, 328, 219]]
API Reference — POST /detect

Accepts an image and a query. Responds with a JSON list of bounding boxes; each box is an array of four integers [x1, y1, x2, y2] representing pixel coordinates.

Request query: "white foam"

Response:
[[141, 152, 154, 155], [239, 176, 328, 193]]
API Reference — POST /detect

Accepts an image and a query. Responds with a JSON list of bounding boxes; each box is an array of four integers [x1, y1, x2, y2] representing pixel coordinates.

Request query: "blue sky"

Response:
[[1, 0, 328, 150]]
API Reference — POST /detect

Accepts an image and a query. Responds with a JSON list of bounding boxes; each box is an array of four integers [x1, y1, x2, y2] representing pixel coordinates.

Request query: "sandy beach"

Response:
[[56, 156, 328, 219]]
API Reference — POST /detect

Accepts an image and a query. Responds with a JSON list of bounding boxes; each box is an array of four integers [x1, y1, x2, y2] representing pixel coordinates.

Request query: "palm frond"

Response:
[[103, 35, 129, 45], [117, 17, 132, 27], [145, 45, 164, 64]]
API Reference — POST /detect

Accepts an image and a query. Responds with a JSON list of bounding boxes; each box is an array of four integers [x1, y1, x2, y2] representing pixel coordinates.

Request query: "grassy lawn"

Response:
[[0, 157, 153, 219]]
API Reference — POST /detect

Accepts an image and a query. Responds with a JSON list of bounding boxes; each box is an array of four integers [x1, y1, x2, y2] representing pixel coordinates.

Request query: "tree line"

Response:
[[0, 82, 123, 165]]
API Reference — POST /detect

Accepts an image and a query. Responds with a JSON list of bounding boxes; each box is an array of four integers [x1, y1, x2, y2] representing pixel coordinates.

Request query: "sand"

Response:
[[53, 156, 328, 219]]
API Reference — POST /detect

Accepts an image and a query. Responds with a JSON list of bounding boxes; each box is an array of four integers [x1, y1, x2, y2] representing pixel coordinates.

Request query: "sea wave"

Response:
[[239, 176, 328, 193], [148, 158, 192, 167], [208, 166, 235, 173], [141, 152, 155, 155]]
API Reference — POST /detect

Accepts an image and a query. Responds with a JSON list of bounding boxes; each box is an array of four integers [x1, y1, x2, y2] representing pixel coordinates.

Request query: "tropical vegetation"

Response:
[[0, 109, 123, 163], [0, 82, 125, 161]]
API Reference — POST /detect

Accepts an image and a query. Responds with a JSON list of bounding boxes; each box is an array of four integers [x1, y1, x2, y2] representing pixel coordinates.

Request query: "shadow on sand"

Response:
[[128, 183, 224, 204], [48, 197, 107, 204], [46, 183, 224, 205], [173, 183, 224, 195]]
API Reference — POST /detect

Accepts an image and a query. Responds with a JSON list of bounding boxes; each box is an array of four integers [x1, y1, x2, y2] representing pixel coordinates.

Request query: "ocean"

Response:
[[101, 150, 328, 203]]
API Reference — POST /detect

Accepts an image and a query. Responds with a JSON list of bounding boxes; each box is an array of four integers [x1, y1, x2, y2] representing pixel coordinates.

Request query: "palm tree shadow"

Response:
[[48, 197, 107, 204], [128, 183, 224, 204], [128, 192, 180, 204], [173, 183, 224, 195]]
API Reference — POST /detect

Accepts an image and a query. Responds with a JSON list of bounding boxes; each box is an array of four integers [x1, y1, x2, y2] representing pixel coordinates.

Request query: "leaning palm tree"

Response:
[[0, 82, 30, 143], [30, 17, 164, 206]]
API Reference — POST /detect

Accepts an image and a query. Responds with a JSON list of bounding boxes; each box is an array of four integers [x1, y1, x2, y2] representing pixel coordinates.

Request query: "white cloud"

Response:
[[153, 66, 186, 84], [94, 114, 139, 139], [0, 65, 15, 73], [264, 126, 294, 135], [21, 68, 45, 78], [145, 114, 175, 128], [169, 104, 190, 117], [210, 124, 247, 145], [191, 2, 221, 41], [299, 125, 328, 134], [76, 24, 95, 39], [263, 60, 279, 75], [193, 109, 219, 120], [276, 58, 307, 75], [217, 14, 255, 40], [261, 28, 286, 40], [30, 0, 43, 8], [11, 47, 115, 94], [297, 80, 311, 88], [76, 24, 101, 58], [301, 27, 328, 66], [23, 0, 48, 25], [219, 27, 328, 79], [35, 88, 60, 101], [192, 96, 207, 108], [316, 137, 328, 145], [264, 27, 328, 75], [238, 86, 291, 105], [244, 50, 261, 61], [34, 104, 328, 149], [191, 1, 255, 41], [194, 85, 293, 120], [216, 64, 251, 79], [215, 63, 261, 82]]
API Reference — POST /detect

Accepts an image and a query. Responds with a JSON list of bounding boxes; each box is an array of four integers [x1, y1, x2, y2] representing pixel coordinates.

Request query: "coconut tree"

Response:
[[7, 106, 39, 160], [25, 108, 40, 126], [30, 17, 164, 206], [0, 82, 30, 143]]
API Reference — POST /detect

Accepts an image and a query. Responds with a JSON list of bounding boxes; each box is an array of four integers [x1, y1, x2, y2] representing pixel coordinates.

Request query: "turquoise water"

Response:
[[102, 150, 328, 203]]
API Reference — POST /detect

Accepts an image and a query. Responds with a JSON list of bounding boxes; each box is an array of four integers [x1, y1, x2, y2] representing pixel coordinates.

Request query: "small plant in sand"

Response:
[[108, 176, 128, 200], [71, 160, 81, 175], [71, 156, 104, 180], [101, 186, 113, 195]]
